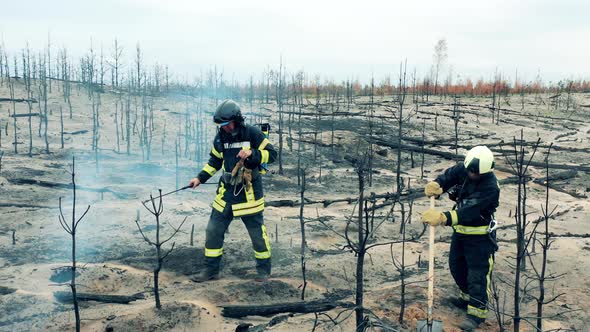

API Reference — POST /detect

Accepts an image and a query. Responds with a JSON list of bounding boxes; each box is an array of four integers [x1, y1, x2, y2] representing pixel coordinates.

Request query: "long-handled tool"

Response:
[[141, 180, 219, 204], [417, 196, 443, 332], [141, 185, 191, 204]]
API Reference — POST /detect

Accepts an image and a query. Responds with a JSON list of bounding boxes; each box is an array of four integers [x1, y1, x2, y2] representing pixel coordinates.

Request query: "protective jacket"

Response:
[[197, 124, 277, 217], [435, 163, 500, 235]]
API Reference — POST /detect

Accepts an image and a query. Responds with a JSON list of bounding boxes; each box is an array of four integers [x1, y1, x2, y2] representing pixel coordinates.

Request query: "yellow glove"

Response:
[[231, 159, 245, 186], [424, 181, 443, 197], [422, 208, 447, 226], [243, 168, 253, 191]]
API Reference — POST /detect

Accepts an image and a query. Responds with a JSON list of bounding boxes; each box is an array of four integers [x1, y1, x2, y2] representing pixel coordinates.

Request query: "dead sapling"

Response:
[[57, 156, 91, 332], [135, 190, 187, 309], [299, 167, 308, 300], [500, 129, 540, 330], [390, 185, 424, 325], [523, 143, 577, 330], [316, 151, 425, 332], [489, 275, 508, 331]]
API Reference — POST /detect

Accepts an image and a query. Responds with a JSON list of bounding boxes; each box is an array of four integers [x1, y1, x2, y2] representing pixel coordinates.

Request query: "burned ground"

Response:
[[1, 79, 590, 331]]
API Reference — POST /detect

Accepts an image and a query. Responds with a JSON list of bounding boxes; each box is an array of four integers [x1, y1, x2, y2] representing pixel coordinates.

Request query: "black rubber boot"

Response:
[[450, 297, 469, 309], [255, 258, 271, 282], [191, 257, 221, 282], [191, 269, 220, 283], [459, 316, 483, 331]]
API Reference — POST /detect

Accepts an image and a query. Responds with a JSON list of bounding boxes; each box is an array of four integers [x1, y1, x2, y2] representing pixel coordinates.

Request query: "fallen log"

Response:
[[421, 100, 587, 124], [532, 180, 587, 199], [498, 171, 585, 198], [267, 188, 423, 210], [371, 137, 461, 161], [549, 232, 590, 238], [0, 202, 57, 209], [497, 207, 572, 231], [488, 140, 589, 153], [555, 131, 578, 140], [277, 110, 365, 117], [9, 113, 40, 118], [54, 291, 144, 304], [533, 169, 577, 183], [0, 286, 16, 295], [220, 300, 352, 318], [7, 178, 130, 199], [525, 160, 590, 173], [373, 138, 590, 173], [0, 97, 38, 103], [64, 130, 89, 135], [367, 191, 424, 211], [266, 200, 297, 207], [500, 169, 577, 184]]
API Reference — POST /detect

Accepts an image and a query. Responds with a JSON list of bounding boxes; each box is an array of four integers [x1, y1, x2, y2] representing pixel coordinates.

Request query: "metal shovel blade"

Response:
[[416, 319, 443, 332]]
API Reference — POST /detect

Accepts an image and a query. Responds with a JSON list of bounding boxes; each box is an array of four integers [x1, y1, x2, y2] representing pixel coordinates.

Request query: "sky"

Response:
[[1, 0, 588, 84]]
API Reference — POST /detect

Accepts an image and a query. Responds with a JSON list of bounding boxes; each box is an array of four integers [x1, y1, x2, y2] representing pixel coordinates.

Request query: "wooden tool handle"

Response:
[[427, 195, 435, 322]]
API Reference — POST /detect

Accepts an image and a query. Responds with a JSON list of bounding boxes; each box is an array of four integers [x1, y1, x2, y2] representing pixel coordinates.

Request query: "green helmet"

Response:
[[464, 146, 495, 174], [214, 99, 243, 124]]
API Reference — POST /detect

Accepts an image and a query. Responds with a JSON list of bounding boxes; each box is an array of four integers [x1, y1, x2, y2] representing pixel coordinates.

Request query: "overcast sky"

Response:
[[1, 0, 588, 84]]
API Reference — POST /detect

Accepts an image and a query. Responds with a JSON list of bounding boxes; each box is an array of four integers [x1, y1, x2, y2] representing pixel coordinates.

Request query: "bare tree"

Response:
[[390, 182, 417, 324], [135, 42, 142, 93], [165, 65, 169, 93], [60, 47, 73, 119], [452, 95, 461, 157], [24, 47, 34, 157], [91, 91, 101, 173], [84, 39, 96, 97], [0, 42, 4, 84], [99, 44, 105, 89], [13, 55, 18, 78], [393, 60, 410, 194], [432, 38, 448, 96], [57, 157, 91, 332], [368, 75, 375, 186], [39, 53, 49, 154], [420, 118, 426, 179], [126, 91, 131, 155], [314, 149, 425, 331], [60, 106, 64, 149], [503, 130, 540, 331], [114, 100, 120, 153], [109, 38, 124, 88], [299, 168, 308, 300], [9, 80, 18, 154], [2, 45, 8, 81], [47, 32, 52, 92], [527, 144, 566, 330], [276, 57, 285, 175], [135, 191, 187, 309], [490, 276, 508, 331]]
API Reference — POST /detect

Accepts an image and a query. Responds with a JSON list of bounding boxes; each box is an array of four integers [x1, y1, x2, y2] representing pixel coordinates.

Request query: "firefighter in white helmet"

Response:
[[422, 146, 500, 331]]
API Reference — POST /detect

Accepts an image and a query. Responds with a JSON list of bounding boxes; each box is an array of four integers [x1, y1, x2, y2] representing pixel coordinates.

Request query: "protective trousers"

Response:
[[204, 209, 271, 276], [449, 232, 495, 322]]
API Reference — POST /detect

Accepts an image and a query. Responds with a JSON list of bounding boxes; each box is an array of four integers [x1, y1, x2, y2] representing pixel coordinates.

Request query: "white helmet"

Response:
[[464, 146, 495, 174]]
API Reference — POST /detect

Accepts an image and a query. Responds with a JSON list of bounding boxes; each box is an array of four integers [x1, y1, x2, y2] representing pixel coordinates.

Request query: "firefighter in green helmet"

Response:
[[189, 100, 277, 282], [422, 146, 500, 331]]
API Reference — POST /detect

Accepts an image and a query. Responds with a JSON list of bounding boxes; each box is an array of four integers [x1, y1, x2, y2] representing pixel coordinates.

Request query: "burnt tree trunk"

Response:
[[355, 170, 366, 332], [299, 169, 307, 300]]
